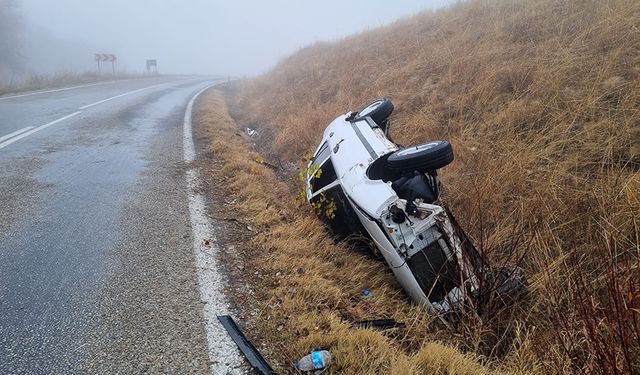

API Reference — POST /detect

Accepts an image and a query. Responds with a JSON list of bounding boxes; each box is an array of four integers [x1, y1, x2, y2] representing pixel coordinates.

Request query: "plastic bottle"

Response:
[[294, 350, 332, 372]]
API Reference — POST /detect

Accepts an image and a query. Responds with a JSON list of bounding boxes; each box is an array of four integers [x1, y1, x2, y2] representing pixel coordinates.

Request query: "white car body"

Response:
[[306, 113, 480, 313]]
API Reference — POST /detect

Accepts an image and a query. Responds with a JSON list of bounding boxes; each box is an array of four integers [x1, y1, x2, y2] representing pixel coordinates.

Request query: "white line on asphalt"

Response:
[[183, 83, 245, 374], [0, 80, 134, 101], [0, 80, 196, 151], [0, 126, 34, 143], [0, 112, 81, 150], [78, 83, 167, 110]]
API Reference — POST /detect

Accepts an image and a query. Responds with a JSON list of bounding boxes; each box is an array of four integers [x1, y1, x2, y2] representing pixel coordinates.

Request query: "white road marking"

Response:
[[0, 80, 134, 101], [0, 126, 34, 143], [0, 112, 81, 150], [78, 83, 167, 110], [183, 83, 245, 374], [0, 80, 190, 150]]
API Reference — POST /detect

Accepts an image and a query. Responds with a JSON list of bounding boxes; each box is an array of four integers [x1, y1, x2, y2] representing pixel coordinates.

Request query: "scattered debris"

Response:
[[252, 155, 281, 171], [216, 216, 239, 222], [245, 127, 258, 136], [217, 315, 276, 375], [294, 350, 332, 373], [353, 319, 406, 330]]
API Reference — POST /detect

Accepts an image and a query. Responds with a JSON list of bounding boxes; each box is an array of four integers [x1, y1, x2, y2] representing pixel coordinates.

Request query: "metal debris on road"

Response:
[[217, 315, 276, 375]]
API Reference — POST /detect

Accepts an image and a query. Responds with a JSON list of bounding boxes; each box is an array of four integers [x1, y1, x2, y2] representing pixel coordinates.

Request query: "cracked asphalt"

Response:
[[0, 77, 242, 374]]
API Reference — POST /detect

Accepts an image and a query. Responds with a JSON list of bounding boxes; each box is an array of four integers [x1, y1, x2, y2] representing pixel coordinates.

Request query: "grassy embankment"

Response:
[[201, 0, 640, 373], [199, 91, 496, 374]]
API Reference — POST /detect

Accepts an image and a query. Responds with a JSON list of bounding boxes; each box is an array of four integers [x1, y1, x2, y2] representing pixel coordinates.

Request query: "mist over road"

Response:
[[0, 77, 239, 373]]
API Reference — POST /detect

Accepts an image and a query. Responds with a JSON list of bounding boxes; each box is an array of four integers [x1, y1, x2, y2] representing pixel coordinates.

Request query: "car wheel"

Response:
[[386, 140, 454, 172], [355, 97, 394, 125]]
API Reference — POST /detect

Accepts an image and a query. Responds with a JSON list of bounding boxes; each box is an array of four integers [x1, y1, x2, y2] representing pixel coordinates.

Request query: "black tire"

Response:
[[355, 97, 394, 125], [386, 141, 454, 172]]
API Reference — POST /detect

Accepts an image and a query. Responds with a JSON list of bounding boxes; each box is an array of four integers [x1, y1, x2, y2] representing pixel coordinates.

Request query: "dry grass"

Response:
[[197, 91, 519, 374], [219, 0, 640, 373], [0, 71, 144, 96]]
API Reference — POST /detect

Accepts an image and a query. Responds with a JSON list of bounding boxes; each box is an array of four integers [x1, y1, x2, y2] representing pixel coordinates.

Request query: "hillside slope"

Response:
[[227, 0, 640, 373]]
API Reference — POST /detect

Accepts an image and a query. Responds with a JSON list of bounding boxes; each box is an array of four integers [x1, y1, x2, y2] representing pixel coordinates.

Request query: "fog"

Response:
[[4, 0, 454, 79]]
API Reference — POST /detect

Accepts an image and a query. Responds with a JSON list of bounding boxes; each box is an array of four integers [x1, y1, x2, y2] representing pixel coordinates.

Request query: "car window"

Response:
[[311, 159, 337, 194], [310, 142, 331, 171]]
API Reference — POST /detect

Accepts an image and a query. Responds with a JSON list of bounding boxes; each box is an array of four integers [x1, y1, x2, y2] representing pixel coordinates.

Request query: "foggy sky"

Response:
[[19, 0, 454, 76]]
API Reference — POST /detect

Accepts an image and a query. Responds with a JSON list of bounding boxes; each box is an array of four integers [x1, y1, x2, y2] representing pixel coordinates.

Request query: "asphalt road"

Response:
[[0, 77, 243, 374]]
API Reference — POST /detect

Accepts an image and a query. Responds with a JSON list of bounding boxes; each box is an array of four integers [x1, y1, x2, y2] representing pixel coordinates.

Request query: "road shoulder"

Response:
[[87, 101, 211, 374]]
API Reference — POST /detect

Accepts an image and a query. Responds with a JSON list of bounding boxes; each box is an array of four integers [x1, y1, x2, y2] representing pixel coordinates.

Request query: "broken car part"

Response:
[[217, 315, 276, 375]]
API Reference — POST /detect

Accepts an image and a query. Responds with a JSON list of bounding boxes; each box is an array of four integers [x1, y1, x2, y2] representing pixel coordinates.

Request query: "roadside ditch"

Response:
[[194, 87, 493, 374]]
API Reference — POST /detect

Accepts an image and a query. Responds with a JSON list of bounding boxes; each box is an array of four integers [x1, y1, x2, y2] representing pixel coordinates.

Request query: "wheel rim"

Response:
[[395, 142, 440, 157], [358, 100, 382, 117]]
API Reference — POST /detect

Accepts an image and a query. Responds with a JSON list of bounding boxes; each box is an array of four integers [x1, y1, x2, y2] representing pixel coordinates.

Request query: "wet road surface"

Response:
[[0, 77, 242, 373]]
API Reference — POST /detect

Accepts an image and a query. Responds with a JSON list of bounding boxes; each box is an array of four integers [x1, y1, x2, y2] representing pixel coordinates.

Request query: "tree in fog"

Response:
[[0, 0, 24, 82]]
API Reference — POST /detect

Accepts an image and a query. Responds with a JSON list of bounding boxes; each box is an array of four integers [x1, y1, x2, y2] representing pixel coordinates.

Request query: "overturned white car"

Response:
[[306, 98, 525, 314]]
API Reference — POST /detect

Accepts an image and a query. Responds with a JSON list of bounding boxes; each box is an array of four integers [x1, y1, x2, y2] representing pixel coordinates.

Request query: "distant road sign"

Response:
[[146, 59, 158, 74], [94, 53, 117, 62], [94, 53, 118, 75]]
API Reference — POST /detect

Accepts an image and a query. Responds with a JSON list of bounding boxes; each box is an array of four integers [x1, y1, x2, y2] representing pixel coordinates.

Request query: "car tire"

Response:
[[386, 140, 454, 172], [355, 97, 394, 125]]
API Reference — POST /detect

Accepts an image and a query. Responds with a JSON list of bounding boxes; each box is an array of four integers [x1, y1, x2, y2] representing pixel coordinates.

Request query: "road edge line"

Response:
[[0, 111, 81, 150], [0, 126, 35, 143], [183, 82, 245, 374], [0, 79, 137, 101]]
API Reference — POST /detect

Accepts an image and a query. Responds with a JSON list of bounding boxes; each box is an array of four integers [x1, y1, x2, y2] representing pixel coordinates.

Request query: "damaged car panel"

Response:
[[306, 98, 524, 314]]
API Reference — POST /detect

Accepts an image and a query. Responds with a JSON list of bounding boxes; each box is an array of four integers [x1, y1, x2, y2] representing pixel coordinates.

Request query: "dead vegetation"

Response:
[[203, 0, 639, 373], [197, 91, 506, 374], [0, 72, 144, 97]]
